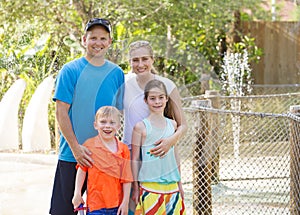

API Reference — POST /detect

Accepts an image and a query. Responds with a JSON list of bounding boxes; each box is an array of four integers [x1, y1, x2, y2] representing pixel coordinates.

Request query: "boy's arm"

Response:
[[72, 168, 87, 209], [118, 182, 131, 215]]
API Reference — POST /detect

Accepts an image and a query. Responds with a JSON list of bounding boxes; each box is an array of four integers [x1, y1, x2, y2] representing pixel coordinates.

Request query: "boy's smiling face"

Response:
[[94, 115, 120, 141]]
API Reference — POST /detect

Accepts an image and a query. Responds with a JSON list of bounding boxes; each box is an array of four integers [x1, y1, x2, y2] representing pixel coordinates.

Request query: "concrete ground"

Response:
[[0, 152, 193, 214], [0, 152, 57, 214]]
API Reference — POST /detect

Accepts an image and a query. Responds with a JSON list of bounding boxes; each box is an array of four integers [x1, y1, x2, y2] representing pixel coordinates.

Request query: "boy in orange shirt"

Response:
[[72, 106, 132, 215]]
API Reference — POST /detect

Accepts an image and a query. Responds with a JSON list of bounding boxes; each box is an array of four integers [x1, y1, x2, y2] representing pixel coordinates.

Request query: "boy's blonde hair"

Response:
[[95, 106, 121, 123]]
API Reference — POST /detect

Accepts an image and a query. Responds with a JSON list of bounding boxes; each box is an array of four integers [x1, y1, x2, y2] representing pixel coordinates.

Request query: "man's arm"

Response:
[[56, 100, 93, 167]]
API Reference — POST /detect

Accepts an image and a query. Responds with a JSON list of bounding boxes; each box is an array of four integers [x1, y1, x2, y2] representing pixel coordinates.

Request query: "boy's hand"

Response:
[[72, 194, 85, 209]]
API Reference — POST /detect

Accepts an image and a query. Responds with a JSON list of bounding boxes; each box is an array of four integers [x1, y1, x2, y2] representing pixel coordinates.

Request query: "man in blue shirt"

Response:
[[49, 18, 124, 215]]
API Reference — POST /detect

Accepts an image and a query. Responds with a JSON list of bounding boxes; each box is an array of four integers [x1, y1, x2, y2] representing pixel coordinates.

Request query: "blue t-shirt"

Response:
[[53, 57, 124, 162]]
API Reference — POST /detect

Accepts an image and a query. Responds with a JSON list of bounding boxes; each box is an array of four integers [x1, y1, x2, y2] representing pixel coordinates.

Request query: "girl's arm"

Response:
[[72, 168, 87, 209], [174, 145, 184, 199], [150, 87, 187, 157], [118, 182, 131, 215], [131, 122, 144, 204]]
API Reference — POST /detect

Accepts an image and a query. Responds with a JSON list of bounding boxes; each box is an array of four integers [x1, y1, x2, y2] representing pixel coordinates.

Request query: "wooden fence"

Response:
[[242, 21, 300, 85]]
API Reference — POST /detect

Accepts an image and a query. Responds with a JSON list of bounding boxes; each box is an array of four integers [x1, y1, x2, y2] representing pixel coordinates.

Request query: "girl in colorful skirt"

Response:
[[131, 79, 186, 215]]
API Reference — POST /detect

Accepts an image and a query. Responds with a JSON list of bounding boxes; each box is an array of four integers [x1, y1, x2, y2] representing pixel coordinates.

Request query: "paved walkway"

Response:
[[0, 152, 57, 214]]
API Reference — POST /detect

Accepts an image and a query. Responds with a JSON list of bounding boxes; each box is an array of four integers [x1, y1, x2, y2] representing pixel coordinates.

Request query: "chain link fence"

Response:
[[179, 78, 300, 97], [4, 75, 300, 214], [178, 91, 300, 214], [50, 84, 300, 214], [252, 84, 300, 95]]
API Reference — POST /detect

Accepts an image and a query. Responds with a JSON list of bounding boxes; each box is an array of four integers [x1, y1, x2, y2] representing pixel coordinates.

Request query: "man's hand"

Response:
[[73, 144, 93, 167]]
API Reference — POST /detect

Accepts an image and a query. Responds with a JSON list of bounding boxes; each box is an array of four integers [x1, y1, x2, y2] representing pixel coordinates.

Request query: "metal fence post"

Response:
[[290, 105, 300, 214], [205, 90, 221, 184], [191, 100, 212, 215]]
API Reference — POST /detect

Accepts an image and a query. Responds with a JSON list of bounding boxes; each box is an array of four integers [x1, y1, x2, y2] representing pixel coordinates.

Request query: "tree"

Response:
[[0, 0, 269, 147]]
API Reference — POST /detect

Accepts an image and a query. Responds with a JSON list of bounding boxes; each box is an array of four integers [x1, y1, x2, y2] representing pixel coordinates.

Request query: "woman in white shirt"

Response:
[[123, 40, 187, 154], [123, 40, 187, 214]]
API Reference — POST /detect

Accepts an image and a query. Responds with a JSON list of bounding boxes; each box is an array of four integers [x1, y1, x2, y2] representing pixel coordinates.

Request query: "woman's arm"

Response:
[[150, 87, 187, 157], [72, 168, 87, 209]]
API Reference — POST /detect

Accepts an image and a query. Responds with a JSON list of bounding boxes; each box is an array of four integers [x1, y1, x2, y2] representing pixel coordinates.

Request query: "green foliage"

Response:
[[291, 4, 300, 20], [0, 0, 269, 148], [0, 18, 70, 147]]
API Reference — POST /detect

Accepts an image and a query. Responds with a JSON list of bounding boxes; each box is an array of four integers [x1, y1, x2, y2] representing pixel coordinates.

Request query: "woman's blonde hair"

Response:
[[128, 40, 157, 74]]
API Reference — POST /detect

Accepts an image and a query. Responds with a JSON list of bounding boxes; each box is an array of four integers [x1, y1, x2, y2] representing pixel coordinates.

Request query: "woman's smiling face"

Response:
[[129, 47, 154, 75]]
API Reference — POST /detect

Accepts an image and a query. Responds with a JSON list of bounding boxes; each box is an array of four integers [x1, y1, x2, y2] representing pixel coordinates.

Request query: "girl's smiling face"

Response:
[[145, 87, 168, 113]]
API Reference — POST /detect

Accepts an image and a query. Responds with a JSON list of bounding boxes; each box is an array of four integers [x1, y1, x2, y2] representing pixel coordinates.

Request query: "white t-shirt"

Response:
[[122, 75, 176, 148]]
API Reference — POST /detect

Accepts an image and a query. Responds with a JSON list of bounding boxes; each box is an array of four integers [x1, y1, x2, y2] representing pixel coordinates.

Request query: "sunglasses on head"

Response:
[[129, 40, 151, 49], [85, 18, 112, 32]]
